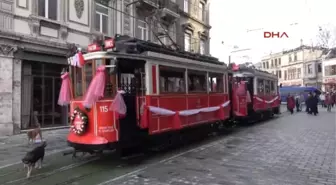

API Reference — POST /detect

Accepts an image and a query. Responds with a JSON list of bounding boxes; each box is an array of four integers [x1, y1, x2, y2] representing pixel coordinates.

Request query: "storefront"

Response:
[[322, 58, 336, 92], [0, 40, 70, 136], [323, 77, 336, 92], [15, 50, 68, 130]]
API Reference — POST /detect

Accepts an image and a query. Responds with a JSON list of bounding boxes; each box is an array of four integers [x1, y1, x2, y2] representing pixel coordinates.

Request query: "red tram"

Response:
[[58, 35, 280, 154]]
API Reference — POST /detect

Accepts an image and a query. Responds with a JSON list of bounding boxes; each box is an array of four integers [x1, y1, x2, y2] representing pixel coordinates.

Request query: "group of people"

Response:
[[286, 91, 335, 115]]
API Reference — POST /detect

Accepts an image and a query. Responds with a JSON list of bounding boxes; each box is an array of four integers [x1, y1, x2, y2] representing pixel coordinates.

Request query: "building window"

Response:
[[184, 0, 189, 13], [288, 69, 293, 79], [297, 68, 301, 78], [198, 2, 204, 21], [307, 64, 313, 74], [271, 60, 273, 68], [95, 3, 108, 34], [266, 61, 269, 69], [263, 62, 265, 68], [137, 20, 148, 40], [274, 59, 277, 66], [294, 52, 297, 61], [184, 33, 191, 52], [38, 0, 57, 20], [289, 54, 292, 62], [317, 63, 322, 73], [200, 39, 205, 54], [158, 25, 169, 45], [278, 58, 281, 65], [284, 70, 287, 80], [324, 65, 336, 76]]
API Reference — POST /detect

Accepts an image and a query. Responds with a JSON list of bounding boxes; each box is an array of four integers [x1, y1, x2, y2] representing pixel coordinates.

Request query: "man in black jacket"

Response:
[[311, 92, 319, 115]]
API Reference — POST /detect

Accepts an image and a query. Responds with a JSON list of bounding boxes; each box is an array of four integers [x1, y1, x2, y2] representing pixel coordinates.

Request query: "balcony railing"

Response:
[[158, 0, 179, 14], [136, 0, 159, 10]]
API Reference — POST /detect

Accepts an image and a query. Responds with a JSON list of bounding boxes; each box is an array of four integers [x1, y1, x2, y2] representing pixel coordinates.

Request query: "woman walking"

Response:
[[287, 94, 295, 114]]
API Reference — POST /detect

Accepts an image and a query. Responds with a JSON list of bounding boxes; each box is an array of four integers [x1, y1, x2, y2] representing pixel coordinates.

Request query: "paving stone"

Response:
[[110, 108, 336, 185], [0, 128, 69, 167]]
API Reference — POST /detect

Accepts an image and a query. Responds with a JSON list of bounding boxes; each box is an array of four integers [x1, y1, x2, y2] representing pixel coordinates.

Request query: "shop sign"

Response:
[[324, 77, 336, 83]]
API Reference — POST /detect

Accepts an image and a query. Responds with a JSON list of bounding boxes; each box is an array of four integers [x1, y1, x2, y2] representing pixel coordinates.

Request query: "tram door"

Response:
[[117, 59, 145, 148], [232, 77, 248, 117]]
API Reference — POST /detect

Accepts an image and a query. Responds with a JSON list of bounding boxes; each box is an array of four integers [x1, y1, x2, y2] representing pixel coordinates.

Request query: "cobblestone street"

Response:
[[106, 109, 336, 185], [0, 129, 70, 168], [0, 108, 335, 185]]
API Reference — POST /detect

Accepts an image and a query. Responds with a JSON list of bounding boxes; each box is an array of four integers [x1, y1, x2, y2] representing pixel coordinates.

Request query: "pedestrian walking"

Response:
[[299, 93, 305, 111], [311, 92, 319, 116], [331, 91, 336, 108], [326, 92, 332, 112], [287, 94, 295, 114], [306, 92, 312, 113], [319, 92, 326, 108], [295, 93, 301, 112]]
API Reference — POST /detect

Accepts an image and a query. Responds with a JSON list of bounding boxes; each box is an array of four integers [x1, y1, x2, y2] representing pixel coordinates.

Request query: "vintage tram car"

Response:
[[59, 35, 280, 154]]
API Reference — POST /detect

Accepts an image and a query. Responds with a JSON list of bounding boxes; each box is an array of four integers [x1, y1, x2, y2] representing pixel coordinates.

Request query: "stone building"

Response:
[[0, 0, 212, 135], [321, 48, 336, 91], [260, 45, 325, 87], [175, 0, 211, 55]]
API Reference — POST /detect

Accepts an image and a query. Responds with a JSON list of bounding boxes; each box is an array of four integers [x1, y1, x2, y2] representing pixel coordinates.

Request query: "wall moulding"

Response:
[[68, 0, 89, 26]]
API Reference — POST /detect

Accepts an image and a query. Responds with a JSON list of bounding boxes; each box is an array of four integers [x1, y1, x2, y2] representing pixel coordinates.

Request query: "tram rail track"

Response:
[[0, 119, 274, 185]]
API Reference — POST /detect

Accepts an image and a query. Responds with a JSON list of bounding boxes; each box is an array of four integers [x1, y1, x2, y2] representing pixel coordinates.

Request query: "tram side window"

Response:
[[104, 59, 116, 97], [209, 73, 224, 92], [188, 70, 207, 92], [71, 67, 83, 97], [257, 79, 264, 95], [271, 81, 275, 94], [84, 61, 93, 91], [159, 66, 185, 93], [265, 80, 270, 94]]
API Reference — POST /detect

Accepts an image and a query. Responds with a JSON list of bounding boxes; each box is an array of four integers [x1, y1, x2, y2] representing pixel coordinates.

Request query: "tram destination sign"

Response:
[[87, 38, 115, 52]]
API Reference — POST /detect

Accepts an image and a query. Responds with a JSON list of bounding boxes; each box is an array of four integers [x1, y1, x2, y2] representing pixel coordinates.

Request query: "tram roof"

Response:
[[83, 34, 228, 70], [230, 63, 278, 80]]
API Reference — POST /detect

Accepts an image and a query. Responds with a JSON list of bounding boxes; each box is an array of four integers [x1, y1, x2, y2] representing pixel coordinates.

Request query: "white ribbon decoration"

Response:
[[149, 106, 175, 116], [255, 96, 279, 104], [147, 100, 230, 117]]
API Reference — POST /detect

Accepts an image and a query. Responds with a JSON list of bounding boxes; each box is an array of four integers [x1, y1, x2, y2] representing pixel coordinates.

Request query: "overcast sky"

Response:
[[209, 0, 336, 64]]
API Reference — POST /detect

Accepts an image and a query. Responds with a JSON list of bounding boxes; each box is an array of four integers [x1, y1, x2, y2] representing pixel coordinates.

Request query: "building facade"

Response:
[[321, 48, 336, 92], [0, 0, 212, 136], [260, 46, 325, 88], [175, 0, 211, 55]]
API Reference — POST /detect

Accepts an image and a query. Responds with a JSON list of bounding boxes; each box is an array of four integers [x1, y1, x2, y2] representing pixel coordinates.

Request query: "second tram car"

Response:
[[58, 35, 280, 154]]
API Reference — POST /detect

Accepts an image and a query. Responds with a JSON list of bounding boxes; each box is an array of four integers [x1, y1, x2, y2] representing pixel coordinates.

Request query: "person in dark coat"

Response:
[[306, 92, 312, 113], [310, 92, 319, 115], [287, 94, 295, 114]]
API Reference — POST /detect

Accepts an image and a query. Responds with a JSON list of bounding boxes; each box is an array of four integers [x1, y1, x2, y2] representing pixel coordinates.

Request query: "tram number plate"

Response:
[[99, 106, 108, 113], [98, 126, 114, 133]]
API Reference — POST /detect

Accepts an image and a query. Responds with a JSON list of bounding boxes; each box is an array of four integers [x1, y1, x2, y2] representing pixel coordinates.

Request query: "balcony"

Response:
[[135, 0, 159, 11], [158, 0, 180, 23]]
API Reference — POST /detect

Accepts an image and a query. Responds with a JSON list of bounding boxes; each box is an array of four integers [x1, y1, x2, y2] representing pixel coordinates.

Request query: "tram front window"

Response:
[[71, 58, 117, 99]]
